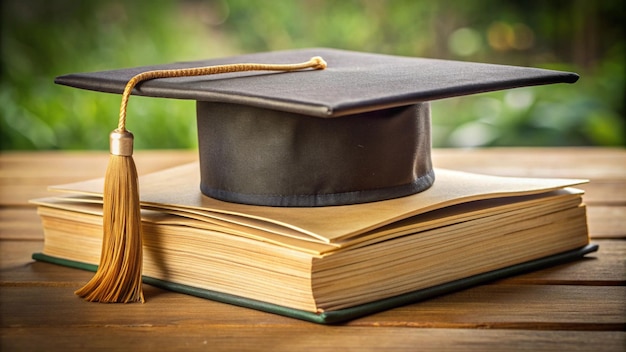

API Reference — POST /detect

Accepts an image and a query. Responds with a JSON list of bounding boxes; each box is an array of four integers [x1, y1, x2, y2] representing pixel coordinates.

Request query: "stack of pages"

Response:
[[31, 164, 595, 324]]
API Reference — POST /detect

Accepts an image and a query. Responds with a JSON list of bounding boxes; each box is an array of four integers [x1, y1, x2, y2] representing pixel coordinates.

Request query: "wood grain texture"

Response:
[[1, 148, 624, 351], [2, 284, 624, 330], [431, 148, 626, 179], [587, 206, 626, 238], [0, 150, 198, 205], [2, 328, 624, 352], [349, 285, 626, 330], [0, 208, 42, 240], [432, 148, 626, 205]]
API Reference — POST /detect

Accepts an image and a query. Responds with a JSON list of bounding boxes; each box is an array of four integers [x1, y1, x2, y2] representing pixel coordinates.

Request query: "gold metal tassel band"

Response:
[[75, 56, 327, 303]]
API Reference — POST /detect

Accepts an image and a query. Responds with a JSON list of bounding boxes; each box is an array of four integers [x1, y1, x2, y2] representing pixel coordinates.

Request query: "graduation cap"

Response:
[[55, 48, 579, 303]]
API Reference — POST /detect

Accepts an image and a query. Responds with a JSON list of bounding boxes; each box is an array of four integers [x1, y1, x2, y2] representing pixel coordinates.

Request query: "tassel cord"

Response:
[[117, 56, 327, 131]]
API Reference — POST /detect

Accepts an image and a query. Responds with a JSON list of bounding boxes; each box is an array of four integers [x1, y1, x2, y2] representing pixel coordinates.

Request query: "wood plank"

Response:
[[0, 240, 42, 270], [0, 285, 305, 327], [2, 270, 624, 330], [349, 285, 626, 330], [0, 208, 42, 240], [587, 206, 626, 238], [579, 181, 626, 205], [1, 284, 624, 330], [1, 260, 92, 285], [432, 148, 626, 179], [0, 150, 198, 206], [500, 239, 626, 285], [433, 148, 626, 204], [0, 150, 197, 179], [1, 327, 624, 352]]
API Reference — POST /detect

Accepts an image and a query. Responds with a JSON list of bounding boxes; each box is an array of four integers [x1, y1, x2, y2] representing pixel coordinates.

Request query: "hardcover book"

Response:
[[32, 163, 595, 323]]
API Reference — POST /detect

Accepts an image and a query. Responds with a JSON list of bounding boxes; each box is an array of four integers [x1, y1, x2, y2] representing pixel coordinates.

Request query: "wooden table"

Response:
[[1, 148, 625, 351]]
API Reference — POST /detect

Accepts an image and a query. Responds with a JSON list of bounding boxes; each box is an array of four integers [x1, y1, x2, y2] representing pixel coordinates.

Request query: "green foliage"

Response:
[[1, 0, 219, 150], [1, 0, 624, 150], [432, 56, 625, 147]]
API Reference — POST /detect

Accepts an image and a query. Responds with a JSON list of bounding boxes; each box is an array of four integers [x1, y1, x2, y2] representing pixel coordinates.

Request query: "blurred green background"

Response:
[[1, 0, 624, 150]]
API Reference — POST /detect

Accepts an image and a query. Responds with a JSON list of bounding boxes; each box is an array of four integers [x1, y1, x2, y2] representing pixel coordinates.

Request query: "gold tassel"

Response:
[[75, 130, 144, 303], [75, 56, 326, 303]]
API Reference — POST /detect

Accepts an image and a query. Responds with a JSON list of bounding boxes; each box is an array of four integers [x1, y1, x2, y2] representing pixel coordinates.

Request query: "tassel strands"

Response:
[[75, 56, 327, 303], [75, 131, 144, 303]]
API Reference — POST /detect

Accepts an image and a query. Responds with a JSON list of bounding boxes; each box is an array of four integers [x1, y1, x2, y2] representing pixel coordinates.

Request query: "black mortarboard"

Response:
[[56, 48, 579, 304], [56, 48, 578, 208]]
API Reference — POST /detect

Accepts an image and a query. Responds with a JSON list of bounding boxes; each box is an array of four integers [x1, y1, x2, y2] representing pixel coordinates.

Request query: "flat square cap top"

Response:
[[55, 48, 578, 118]]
